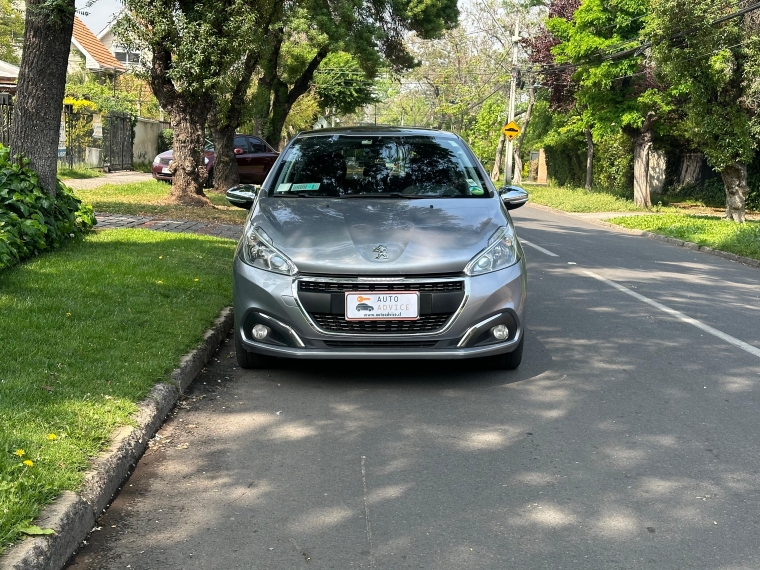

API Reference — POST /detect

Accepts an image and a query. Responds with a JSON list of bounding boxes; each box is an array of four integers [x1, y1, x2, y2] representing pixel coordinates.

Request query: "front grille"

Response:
[[323, 340, 438, 348], [311, 313, 452, 334], [299, 281, 463, 293]]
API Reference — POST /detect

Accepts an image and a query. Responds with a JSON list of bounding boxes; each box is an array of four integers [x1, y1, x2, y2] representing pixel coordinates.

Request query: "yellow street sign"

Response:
[[502, 121, 521, 140]]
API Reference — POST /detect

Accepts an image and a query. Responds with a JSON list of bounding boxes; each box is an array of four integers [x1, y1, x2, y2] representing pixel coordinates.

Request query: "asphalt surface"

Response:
[[66, 205, 760, 570]]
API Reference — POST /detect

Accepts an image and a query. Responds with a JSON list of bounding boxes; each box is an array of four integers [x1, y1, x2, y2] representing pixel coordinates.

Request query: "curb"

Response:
[[525, 203, 760, 269], [0, 307, 235, 570]]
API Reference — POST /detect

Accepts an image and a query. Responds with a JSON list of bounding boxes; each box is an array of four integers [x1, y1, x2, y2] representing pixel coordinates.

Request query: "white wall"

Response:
[[133, 118, 162, 164]]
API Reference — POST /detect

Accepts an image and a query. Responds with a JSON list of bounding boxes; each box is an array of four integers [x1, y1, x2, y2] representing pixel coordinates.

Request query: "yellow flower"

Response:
[[66, 313, 71, 317], [47, 433, 57, 440], [159, 256, 163, 259], [14, 449, 24, 457], [157, 280, 163, 284], [23, 460, 33, 467], [194, 278, 199, 282]]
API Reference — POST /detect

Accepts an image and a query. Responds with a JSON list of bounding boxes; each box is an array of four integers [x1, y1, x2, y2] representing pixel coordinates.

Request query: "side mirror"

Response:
[[500, 186, 529, 210], [226, 184, 259, 209], [233, 148, 245, 155]]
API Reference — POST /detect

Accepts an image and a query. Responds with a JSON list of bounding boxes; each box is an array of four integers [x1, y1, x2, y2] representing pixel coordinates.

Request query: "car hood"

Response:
[[156, 150, 214, 159], [250, 197, 505, 275]]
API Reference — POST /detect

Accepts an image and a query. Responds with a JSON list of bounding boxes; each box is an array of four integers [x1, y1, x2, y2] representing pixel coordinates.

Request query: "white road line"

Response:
[[583, 269, 760, 360], [361, 455, 374, 566], [521, 239, 559, 257]]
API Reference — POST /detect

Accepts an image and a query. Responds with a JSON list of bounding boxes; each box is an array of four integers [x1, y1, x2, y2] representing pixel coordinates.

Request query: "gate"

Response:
[[1, 93, 12, 147], [102, 112, 133, 171]]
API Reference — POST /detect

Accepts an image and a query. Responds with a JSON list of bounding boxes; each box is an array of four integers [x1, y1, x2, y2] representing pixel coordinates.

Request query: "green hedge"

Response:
[[157, 129, 173, 154], [0, 146, 96, 270], [664, 176, 760, 212]]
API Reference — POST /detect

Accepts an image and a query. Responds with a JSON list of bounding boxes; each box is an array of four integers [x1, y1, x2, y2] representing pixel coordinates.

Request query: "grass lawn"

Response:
[[523, 183, 650, 213], [607, 213, 760, 261], [0, 229, 236, 552], [58, 166, 103, 180], [74, 180, 248, 225]]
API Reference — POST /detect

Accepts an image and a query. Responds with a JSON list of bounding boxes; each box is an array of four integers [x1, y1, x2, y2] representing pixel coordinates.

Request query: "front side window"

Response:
[[249, 137, 267, 153], [233, 136, 249, 153], [268, 135, 490, 198]]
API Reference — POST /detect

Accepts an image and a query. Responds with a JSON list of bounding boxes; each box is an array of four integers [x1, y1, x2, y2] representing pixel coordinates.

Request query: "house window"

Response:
[[113, 47, 140, 65]]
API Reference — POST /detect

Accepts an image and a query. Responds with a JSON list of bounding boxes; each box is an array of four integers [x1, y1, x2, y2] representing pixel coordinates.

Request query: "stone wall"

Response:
[[133, 118, 162, 164]]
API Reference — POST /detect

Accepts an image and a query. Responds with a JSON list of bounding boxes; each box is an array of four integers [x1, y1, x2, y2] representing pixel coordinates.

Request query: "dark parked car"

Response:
[[152, 134, 278, 187]]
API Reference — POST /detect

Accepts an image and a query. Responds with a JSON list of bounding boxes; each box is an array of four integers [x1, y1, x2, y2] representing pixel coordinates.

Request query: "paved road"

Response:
[[67, 205, 760, 570]]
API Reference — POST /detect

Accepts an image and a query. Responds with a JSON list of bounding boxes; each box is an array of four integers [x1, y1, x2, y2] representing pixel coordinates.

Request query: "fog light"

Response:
[[491, 324, 509, 340], [252, 324, 269, 340]]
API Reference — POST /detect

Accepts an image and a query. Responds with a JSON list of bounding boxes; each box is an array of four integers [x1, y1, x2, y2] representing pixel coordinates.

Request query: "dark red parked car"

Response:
[[152, 134, 279, 187]]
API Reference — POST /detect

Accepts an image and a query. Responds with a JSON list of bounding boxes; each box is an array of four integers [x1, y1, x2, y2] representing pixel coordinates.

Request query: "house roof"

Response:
[[0, 60, 20, 81], [72, 15, 125, 73]]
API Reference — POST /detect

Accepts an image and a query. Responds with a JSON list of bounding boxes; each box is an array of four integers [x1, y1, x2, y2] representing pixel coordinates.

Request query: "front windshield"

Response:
[[268, 134, 490, 198]]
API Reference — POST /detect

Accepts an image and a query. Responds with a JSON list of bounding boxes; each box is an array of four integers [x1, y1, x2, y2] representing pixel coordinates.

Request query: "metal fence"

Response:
[[0, 94, 134, 171], [0, 93, 11, 147], [102, 112, 133, 171]]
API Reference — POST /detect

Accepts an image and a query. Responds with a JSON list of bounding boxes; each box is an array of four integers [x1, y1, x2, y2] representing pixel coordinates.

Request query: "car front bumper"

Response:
[[233, 254, 527, 360], [151, 164, 172, 181]]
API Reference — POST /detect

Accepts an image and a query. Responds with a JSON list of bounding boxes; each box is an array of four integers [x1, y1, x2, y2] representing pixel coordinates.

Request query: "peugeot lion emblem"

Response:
[[373, 245, 389, 260]]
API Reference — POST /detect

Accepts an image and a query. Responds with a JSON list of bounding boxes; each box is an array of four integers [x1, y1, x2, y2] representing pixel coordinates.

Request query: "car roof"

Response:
[[295, 126, 457, 138]]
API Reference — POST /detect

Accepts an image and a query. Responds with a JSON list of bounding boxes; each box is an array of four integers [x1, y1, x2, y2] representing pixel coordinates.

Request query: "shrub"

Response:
[[157, 129, 174, 154], [664, 175, 759, 212], [0, 146, 96, 270]]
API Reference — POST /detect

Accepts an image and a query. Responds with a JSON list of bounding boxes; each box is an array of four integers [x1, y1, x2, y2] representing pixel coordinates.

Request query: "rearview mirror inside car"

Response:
[[226, 184, 259, 209], [499, 186, 529, 210]]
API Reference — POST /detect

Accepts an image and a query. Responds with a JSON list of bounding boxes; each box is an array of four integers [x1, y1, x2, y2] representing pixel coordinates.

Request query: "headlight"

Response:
[[152, 155, 161, 165], [241, 226, 297, 276], [465, 226, 519, 276]]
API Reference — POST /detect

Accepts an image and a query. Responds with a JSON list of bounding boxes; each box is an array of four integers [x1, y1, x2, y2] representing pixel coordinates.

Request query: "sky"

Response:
[[76, 0, 123, 36]]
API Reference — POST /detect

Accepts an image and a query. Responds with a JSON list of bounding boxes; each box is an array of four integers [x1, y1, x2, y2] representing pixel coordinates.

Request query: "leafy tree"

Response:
[[647, 0, 760, 222], [117, 0, 260, 204], [10, 0, 76, 195], [314, 52, 376, 118], [207, 0, 280, 192], [548, 0, 670, 203], [254, 0, 459, 148], [0, 0, 23, 65]]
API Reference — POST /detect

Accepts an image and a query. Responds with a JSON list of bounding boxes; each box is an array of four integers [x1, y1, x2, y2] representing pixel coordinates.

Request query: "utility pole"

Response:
[[503, 19, 520, 187]]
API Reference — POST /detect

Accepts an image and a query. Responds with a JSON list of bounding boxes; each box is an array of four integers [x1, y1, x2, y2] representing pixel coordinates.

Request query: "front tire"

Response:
[[235, 331, 276, 369], [488, 335, 524, 370]]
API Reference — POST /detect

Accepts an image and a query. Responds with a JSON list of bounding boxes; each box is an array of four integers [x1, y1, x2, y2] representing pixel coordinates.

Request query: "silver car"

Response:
[[228, 127, 528, 370]]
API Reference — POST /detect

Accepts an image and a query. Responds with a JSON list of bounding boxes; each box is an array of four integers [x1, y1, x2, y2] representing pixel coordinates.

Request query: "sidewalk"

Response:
[[95, 213, 243, 240]]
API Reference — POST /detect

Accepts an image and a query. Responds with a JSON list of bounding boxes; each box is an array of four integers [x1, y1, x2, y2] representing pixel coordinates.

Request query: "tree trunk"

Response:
[[679, 153, 702, 186], [147, 39, 212, 205], [491, 133, 504, 181], [167, 100, 211, 206], [210, 122, 239, 192], [208, 49, 261, 192], [513, 86, 535, 186], [633, 111, 656, 208], [10, 0, 75, 195], [585, 126, 594, 190], [262, 45, 330, 148], [721, 162, 748, 223]]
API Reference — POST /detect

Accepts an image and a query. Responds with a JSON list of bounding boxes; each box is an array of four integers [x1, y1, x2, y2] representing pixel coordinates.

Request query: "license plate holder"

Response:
[[345, 291, 419, 321]]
